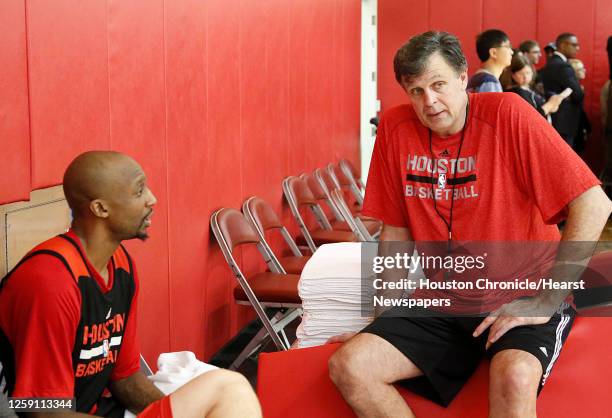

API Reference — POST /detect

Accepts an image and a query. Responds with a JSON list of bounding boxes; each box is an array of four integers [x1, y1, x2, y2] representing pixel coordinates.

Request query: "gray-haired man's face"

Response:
[[401, 53, 468, 137]]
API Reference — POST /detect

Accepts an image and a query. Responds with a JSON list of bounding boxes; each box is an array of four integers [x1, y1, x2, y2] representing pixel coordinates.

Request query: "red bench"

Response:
[[258, 316, 612, 417]]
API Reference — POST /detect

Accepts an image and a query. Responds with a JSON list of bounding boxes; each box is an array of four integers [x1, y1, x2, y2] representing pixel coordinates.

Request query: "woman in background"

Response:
[[506, 53, 565, 122]]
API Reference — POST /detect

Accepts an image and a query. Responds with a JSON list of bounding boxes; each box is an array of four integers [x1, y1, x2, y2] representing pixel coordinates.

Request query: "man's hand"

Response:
[[108, 371, 164, 414], [472, 297, 554, 350], [326, 332, 357, 344]]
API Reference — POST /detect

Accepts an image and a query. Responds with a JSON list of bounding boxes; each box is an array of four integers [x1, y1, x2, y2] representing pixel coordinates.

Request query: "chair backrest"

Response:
[[329, 189, 372, 241], [329, 162, 364, 206], [242, 196, 302, 257], [329, 163, 352, 187], [302, 172, 343, 222], [282, 177, 324, 253], [212, 207, 259, 252], [339, 158, 365, 189], [318, 166, 340, 192], [243, 196, 283, 233], [212, 207, 284, 273]]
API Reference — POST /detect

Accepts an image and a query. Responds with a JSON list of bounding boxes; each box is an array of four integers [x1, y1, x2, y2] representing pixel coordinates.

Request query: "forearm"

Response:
[[374, 225, 415, 316], [108, 371, 164, 414], [538, 186, 612, 307]]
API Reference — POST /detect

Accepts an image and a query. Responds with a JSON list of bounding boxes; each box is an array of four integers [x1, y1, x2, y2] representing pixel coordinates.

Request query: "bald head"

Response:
[[63, 151, 143, 217]]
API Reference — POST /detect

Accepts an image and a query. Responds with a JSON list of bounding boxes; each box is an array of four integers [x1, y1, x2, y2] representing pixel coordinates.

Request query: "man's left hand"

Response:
[[472, 298, 555, 350]]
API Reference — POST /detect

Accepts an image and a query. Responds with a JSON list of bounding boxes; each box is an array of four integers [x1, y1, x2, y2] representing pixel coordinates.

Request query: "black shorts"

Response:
[[360, 302, 575, 407]]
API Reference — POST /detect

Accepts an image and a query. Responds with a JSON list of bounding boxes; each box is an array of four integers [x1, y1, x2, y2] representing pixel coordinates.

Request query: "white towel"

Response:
[[124, 352, 218, 418]]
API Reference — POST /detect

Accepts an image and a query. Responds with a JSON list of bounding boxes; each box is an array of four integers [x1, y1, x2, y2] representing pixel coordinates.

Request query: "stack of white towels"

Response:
[[296, 242, 376, 348]]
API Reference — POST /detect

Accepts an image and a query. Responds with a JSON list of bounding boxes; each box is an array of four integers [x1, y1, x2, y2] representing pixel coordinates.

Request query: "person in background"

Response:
[[498, 49, 520, 90], [544, 42, 557, 62], [467, 29, 513, 92], [601, 36, 612, 194], [507, 53, 565, 121], [601, 37, 612, 131], [540, 33, 584, 150], [519, 40, 542, 66], [520, 40, 545, 94], [569, 58, 587, 82], [569, 58, 591, 154]]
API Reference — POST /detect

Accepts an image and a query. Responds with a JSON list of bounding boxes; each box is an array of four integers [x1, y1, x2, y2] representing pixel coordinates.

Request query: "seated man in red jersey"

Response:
[[328, 31, 612, 418], [0, 151, 262, 418]]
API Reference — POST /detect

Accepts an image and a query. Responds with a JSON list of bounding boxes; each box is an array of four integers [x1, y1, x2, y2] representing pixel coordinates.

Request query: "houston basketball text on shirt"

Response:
[[405, 153, 478, 201]]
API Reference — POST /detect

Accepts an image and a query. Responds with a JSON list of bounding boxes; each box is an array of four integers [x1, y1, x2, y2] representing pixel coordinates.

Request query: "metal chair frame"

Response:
[[329, 188, 373, 241], [327, 163, 364, 206], [282, 176, 330, 253], [210, 208, 301, 369], [315, 168, 375, 241], [339, 158, 366, 192], [301, 171, 344, 222], [242, 196, 303, 265]]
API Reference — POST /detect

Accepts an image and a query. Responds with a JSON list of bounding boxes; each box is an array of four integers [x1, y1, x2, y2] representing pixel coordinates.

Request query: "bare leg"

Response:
[[169, 369, 262, 418], [328, 333, 422, 418], [489, 349, 542, 418]]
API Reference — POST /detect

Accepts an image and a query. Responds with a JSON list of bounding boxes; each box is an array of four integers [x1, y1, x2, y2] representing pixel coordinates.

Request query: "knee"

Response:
[[328, 347, 368, 390], [490, 356, 540, 399], [200, 369, 252, 394]]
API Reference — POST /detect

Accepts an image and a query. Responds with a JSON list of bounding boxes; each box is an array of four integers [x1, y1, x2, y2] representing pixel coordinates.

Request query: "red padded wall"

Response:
[[164, 0, 208, 358], [0, 0, 30, 204], [27, 0, 111, 187], [378, 0, 612, 172], [0, 0, 362, 362]]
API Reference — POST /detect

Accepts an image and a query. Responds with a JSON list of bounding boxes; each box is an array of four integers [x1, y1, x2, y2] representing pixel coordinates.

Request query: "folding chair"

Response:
[[339, 158, 365, 191], [282, 176, 358, 253], [301, 171, 374, 239], [210, 208, 302, 369], [315, 168, 381, 239], [320, 165, 363, 217], [242, 196, 310, 275], [300, 172, 344, 225], [330, 162, 364, 206]]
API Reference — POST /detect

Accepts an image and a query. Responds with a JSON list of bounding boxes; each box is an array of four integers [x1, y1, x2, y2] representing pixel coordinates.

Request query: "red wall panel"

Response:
[[377, 0, 429, 112], [340, 0, 362, 168], [107, 0, 170, 361], [27, 0, 110, 188], [429, 0, 483, 76], [483, 0, 537, 51], [164, 0, 208, 355], [0, 0, 30, 204], [204, 0, 244, 358], [287, 0, 309, 176]]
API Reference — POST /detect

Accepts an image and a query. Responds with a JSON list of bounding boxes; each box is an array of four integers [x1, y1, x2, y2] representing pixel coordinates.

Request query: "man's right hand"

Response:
[[326, 332, 358, 344]]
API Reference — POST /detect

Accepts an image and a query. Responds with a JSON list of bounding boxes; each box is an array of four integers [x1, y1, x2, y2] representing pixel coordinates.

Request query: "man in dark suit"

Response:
[[540, 33, 584, 149]]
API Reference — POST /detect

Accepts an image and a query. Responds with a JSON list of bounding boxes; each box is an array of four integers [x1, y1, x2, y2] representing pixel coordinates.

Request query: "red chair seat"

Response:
[[233, 272, 301, 304], [257, 316, 612, 417], [277, 255, 311, 274]]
